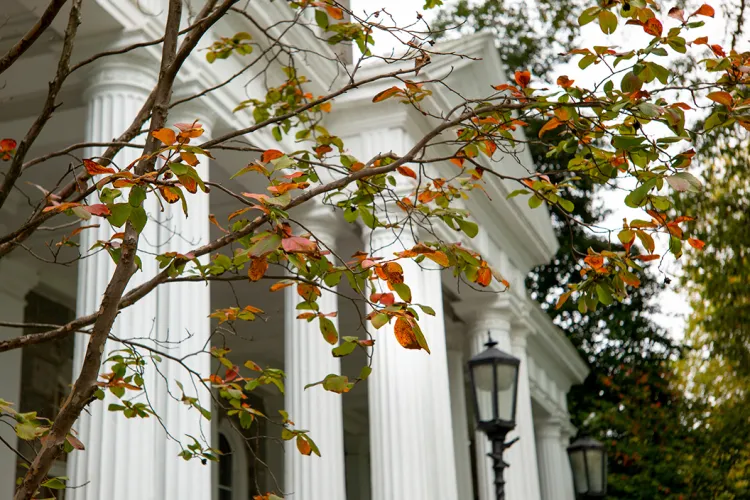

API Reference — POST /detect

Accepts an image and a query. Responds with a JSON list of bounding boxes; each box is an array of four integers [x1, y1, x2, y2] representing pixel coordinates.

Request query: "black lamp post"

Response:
[[467, 334, 521, 500], [567, 436, 607, 499]]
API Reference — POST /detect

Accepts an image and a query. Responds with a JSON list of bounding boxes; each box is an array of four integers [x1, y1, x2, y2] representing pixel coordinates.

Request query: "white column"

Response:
[[70, 59, 212, 499], [0, 260, 39, 500], [68, 58, 159, 500], [156, 104, 214, 499], [365, 224, 435, 500], [509, 326, 542, 500], [447, 348, 474, 500], [454, 298, 525, 500], [559, 425, 576, 500], [284, 204, 346, 500], [536, 417, 566, 500], [419, 260, 460, 500]]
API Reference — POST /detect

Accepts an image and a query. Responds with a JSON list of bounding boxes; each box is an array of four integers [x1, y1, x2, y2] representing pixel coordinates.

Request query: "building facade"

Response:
[[0, 1, 588, 499]]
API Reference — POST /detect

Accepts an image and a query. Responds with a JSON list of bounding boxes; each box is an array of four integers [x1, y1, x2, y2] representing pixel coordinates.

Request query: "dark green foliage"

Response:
[[433, 0, 582, 79]]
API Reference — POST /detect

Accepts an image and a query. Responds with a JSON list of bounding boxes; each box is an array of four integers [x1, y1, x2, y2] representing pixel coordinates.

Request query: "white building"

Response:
[[0, 1, 588, 499]]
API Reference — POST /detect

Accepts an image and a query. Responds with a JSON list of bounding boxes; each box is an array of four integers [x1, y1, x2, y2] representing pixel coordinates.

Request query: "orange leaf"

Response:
[[152, 128, 176, 146], [160, 186, 181, 204], [643, 18, 663, 37], [514, 70, 531, 88], [557, 75, 575, 88], [634, 254, 661, 262], [261, 149, 284, 163], [396, 166, 417, 179], [270, 282, 293, 292], [707, 91, 733, 108], [180, 151, 199, 166], [248, 257, 268, 281], [693, 4, 715, 17], [296, 435, 312, 456], [688, 238, 706, 250], [84, 159, 116, 176], [692, 36, 708, 45], [584, 255, 605, 270], [476, 266, 492, 287], [267, 182, 309, 195], [425, 251, 449, 267], [324, 5, 344, 19], [394, 317, 420, 350], [538, 117, 564, 138], [372, 86, 402, 103]]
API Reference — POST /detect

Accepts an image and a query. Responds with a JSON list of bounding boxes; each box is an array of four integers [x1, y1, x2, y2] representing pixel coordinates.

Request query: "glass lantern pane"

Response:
[[495, 363, 517, 422], [472, 363, 494, 422], [569, 449, 588, 493], [586, 448, 605, 493]]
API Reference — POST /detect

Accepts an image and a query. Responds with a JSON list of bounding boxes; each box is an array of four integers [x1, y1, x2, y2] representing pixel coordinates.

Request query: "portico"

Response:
[[0, 1, 588, 499]]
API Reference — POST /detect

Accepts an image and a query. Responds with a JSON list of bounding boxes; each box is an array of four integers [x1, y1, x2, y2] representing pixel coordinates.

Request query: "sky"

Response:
[[348, 0, 731, 340]]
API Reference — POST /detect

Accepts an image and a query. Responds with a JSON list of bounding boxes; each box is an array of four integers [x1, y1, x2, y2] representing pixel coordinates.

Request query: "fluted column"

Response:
[[454, 298, 524, 500], [509, 326, 542, 500], [447, 348, 474, 500], [70, 60, 212, 499], [69, 58, 160, 500], [419, 259, 460, 499], [155, 104, 215, 499], [536, 417, 566, 500], [364, 224, 434, 500], [284, 204, 346, 500]]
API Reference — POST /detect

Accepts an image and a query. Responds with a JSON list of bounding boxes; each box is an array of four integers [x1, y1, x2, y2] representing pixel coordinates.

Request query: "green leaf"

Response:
[[322, 374, 351, 394], [129, 206, 147, 233], [578, 6, 600, 26], [129, 186, 146, 207], [528, 195, 543, 209], [359, 366, 372, 380], [392, 283, 412, 303], [417, 304, 436, 316], [457, 219, 478, 238], [624, 178, 657, 208], [108, 203, 131, 227], [332, 341, 356, 357], [596, 284, 613, 305], [598, 10, 618, 34], [371, 313, 389, 329], [315, 9, 329, 30], [247, 232, 282, 257], [42, 478, 66, 490], [319, 317, 338, 345]]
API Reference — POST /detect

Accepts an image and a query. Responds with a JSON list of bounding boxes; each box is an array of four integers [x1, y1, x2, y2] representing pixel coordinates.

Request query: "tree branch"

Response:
[[0, 0, 69, 75]]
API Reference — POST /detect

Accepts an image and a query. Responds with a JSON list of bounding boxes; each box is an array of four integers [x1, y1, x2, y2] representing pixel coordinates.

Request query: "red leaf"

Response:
[[83, 204, 111, 216], [514, 70, 531, 88], [693, 4, 715, 17], [84, 159, 116, 176], [668, 7, 685, 21], [634, 254, 661, 262], [281, 236, 318, 254], [261, 149, 284, 163], [0, 138, 17, 151], [644, 18, 663, 37]]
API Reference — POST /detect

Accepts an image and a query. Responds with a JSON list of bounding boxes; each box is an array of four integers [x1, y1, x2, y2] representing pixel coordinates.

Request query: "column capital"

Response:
[[82, 56, 158, 98], [536, 415, 566, 438], [169, 100, 219, 132], [452, 295, 512, 331]]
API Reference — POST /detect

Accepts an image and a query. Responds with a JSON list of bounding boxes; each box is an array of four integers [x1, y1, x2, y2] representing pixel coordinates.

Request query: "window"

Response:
[[218, 433, 234, 500], [16, 289, 75, 499]]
